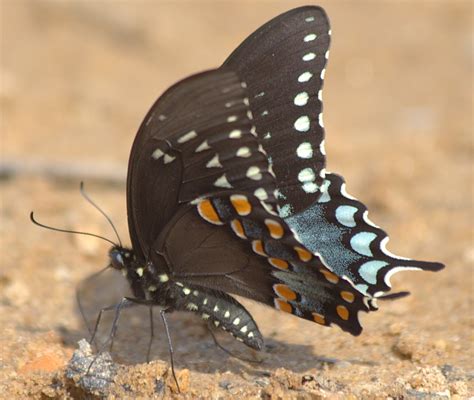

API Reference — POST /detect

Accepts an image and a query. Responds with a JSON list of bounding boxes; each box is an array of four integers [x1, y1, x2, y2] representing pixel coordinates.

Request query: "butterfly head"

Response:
[[109, 246, 135, 272]]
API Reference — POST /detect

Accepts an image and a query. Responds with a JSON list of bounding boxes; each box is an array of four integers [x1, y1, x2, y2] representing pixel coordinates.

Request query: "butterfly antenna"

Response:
[[80, 181, 122, 247], [30, 212, 117, 247]]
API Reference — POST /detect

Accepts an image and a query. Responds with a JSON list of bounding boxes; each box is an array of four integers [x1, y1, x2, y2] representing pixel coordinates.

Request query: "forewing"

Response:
[[223, 6, 330, 217], [127, 69, 277, 260]]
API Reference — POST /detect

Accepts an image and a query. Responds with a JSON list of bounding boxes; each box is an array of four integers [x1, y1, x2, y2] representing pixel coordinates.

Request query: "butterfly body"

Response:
[[109, 245, 264, 349], [110, 5, 443, 355]]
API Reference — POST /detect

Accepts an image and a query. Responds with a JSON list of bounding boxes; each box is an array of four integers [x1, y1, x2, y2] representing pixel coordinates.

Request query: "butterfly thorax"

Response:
[[109, 246, 171, 303]]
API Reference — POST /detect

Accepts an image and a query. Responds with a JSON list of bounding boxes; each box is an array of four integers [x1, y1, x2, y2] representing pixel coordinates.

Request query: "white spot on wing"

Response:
[[227, 115, 238, 122], [229, 129, 242, 139], [254, 188, 268, 200], [305, 16, 315, 22], [214, 174, 232, 188], [340, 183, 357, 200], [304, 33, 317, 42], [152, 149, 164, 160], [302, 52, 316, 61], [177, 130, 197, 143], [294, 116, 310, 132], [294, 92, 309, 106], [298, 72, 313, 83], [302, 182, 319, 193], [206, 154, 222, 168], [320, 68, 326, 80], [195, 140, 210, 152], [236, 147, 251, 158], [296, 142, 313, 159], [363, 210, 380, 228], [246, 166, 262, 180], [298, 168, 316, 183], [319, 139, 326, 155], [318, 113, 325, 128]]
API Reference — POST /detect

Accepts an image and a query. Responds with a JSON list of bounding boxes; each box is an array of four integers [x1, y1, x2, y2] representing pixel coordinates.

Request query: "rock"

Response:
[[408, 366, 448, 392]]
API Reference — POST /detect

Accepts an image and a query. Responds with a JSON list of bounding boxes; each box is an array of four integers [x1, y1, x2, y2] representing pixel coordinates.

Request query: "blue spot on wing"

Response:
[[350, 232, 376, 257], [359, 260, 389, 284], [335, 205, 357, 227]]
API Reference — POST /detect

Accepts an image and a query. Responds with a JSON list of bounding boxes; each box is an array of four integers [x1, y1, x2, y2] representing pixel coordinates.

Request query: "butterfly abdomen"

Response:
[[169, 282, 264, 350]]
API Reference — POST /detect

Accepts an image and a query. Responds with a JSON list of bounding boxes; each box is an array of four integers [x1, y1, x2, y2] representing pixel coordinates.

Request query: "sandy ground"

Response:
[[1, 1, 473, 399]]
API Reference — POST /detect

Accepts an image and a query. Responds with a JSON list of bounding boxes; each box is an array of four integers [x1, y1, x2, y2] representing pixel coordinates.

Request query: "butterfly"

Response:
[[107, 5, 444, 359]]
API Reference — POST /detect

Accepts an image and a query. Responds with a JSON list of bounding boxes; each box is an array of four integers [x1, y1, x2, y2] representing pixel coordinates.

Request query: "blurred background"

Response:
[[1, 1, 472, 397]]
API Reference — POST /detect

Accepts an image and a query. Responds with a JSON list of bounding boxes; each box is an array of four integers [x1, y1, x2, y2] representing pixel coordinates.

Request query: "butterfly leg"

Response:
[[85, 297, 138, 376], [146, 305, 154, 363], [89, 297, 138, 352], [207, 324, 262, 364], [159, 307, 180, 393]]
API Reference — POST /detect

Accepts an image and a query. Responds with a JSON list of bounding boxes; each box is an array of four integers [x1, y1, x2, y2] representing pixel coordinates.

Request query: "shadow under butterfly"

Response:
[[55, 5, 446, 390]]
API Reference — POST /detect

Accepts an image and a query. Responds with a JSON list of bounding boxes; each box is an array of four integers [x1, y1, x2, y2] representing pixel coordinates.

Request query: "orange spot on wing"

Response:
[[252, 240, 266, 256], [274, 298, 292, 313], [321, 269, 339, 284], [197, 199, 222, 225], [268, 258, 289, 270], [340, 291, 355, 303], [230, 194, 252, 216], [336, 305, 349, 321], [264, 218, 284, 239], [273, 284, 297, 301], [294, 246, 312, 262], [230, 219, 246, 239], [312, 313, 326, 325]]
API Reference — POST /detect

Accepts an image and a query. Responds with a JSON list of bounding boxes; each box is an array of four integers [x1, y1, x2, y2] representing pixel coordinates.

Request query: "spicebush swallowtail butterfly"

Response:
[[42, 5, 445, 374]]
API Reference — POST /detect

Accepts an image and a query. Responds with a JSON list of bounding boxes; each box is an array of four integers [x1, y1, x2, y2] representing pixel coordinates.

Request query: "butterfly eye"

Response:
[[109, 248, 125, 270]]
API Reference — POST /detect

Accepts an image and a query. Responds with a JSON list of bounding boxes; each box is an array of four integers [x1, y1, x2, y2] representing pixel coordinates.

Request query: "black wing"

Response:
[[284, 172, 445, 297], [154, 193, 372, 336], [127, 69, 277, 262], [223, 6, 330, 217]]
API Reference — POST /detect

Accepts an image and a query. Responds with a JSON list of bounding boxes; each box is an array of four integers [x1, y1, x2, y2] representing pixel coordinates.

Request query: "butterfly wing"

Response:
[[223, 6, 330, 216], [285, 172, 445, 297], [221, 6, 444, 295], [154, 194, 371, 336], [127, 69, 277, 262]]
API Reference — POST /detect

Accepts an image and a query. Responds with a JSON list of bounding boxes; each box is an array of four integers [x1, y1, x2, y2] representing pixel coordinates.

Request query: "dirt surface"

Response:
[[1, 1, 472, 399]]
